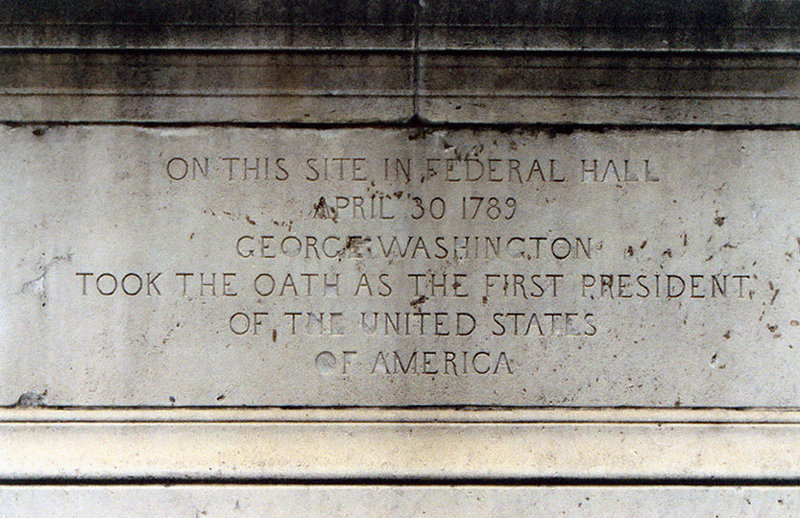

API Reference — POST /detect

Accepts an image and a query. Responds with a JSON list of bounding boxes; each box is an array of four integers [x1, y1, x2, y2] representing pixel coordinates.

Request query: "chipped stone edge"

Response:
[[2, 408, 800, 481]]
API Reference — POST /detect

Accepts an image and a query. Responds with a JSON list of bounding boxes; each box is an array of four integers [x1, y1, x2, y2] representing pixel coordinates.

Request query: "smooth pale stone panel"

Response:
[[1, 126, 798, 407], [2, 486, 800, 517], [3, 409, 800, 480]]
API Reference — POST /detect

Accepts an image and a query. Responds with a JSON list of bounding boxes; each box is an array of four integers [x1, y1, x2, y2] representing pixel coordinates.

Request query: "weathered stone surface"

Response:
[[418, 53, 800, 125], [1, 125, 797, 407], [0, 50, 797, 124], [3, 0, 800, 51], [2, 485, 800, 516], [0, 0, 415, 50], [1, 1, 799, 124], [0, 52, 414, 123], [418, 0, 800, 51], [3, 0, 800, 498]]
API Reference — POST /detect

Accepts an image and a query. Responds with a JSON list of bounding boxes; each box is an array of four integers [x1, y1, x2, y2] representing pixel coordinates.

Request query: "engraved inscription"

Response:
[[0, 128, 796, 406]]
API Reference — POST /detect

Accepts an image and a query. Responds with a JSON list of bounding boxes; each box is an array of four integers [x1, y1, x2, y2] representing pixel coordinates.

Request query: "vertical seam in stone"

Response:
[[411, 0, 421, 120]]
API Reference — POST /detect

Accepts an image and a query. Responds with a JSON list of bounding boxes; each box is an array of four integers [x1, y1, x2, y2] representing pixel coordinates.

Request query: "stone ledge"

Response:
[[1, 409, 800, 481], [1, 1, 799, 124], [0, 51, 414, 123], [418, 52, 800, 125], [0, 50, 798, 124]]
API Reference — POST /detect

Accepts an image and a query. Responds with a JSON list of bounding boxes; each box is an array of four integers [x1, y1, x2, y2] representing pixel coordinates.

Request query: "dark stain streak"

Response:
[[410, 295, 428, 308], [769, 281, 780, 305]]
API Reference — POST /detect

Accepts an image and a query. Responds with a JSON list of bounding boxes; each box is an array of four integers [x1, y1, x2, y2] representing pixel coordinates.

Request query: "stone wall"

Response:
[[2, 1, 800, 515]]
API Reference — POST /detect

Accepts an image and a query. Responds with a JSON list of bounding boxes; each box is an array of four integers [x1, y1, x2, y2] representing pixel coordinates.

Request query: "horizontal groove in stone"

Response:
[[3, 407, 800, 423]]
